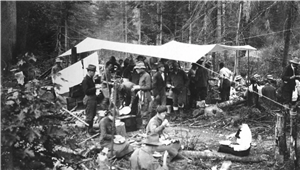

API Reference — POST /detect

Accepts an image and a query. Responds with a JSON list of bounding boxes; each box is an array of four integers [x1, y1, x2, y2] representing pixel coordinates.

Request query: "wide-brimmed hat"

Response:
[[157, 63, 164, 68], [253, 74, 260, 78], [142, 134, 163, 146], [136, 55, 146, 60], [289, 56, 300, 64], [86, 64, 96, 72], [267, 75, 274, 80], [134, 62, 146, 69]]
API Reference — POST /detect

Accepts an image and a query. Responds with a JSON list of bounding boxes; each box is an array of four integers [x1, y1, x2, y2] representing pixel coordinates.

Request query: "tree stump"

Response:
[[274, 108, 288, 165], [288, 109, 298, 169]]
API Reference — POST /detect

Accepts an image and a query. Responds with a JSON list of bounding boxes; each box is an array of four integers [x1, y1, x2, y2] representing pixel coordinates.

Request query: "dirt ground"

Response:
[[114, 115, 300, 170], [71, 108, 300, 170]]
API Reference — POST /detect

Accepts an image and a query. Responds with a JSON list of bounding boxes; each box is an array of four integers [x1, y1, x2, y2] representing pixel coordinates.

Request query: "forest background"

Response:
[[2, 0, 300, 77], [1, 1, 300, 169]]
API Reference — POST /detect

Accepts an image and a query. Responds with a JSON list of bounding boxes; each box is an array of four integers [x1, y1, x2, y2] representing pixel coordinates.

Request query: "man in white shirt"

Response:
[[219, 62, 233, 102]]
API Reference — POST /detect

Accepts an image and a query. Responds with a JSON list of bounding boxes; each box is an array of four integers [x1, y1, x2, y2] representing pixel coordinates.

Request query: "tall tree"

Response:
[[1, 1, 17, 69], [282, 1, 297, 68]]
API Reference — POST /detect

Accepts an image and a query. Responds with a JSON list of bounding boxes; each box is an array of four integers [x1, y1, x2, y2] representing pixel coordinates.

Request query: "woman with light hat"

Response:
[[281, 56, 300, 105]]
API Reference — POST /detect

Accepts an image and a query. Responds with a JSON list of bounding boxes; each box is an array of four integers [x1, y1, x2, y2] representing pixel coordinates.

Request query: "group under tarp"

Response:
[[55, 38, 257, 94], [53, 52, 99, 94], [59, 37, 256, 63]]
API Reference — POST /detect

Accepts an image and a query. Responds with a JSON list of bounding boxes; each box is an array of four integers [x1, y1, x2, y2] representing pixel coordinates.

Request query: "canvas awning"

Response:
[[59, 37, 256, 63]]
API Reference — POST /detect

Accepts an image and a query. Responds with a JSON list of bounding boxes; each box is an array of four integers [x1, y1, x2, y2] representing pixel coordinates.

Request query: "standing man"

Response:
[[82, 64, 98, 135], [150, 63, 167, 116], [132, 62, 152, 126], [219, 62, 233, 102], [167, 61, 189, 120], [281, 57, 300, 106], [195, 58, 209, 106], [188, 63, 198, 108], [51, 57, 63, 81]]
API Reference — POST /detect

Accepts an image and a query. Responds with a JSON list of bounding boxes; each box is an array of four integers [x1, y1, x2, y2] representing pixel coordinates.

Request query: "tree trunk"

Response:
[[282, 1, 296, 68], [203, 2, 209, 44], [188, 0, 192, 44], [217, 1, 222, 44], [123, 1, 128, 58], [156, 2, 162, 45], [222, 1, 228, 61], [1, 1, 17, 69], [234, 1, 243, 76], [274, 111, 288, 164]]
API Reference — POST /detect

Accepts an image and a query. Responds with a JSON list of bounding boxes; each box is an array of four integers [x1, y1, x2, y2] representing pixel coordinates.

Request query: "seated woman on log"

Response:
[[99, 110, 133, 158], [218, 123, 252, 157]]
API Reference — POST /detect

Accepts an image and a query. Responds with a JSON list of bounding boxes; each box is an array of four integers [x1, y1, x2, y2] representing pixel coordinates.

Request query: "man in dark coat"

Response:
[[82, 64, 98, 135], [188, 63, 198, 108], [262, 75, 277, 109], [195, 58, 209, 105], [281, 57, 300, 105], [149, 62, 167, 117], [167, 61, 189, 120]]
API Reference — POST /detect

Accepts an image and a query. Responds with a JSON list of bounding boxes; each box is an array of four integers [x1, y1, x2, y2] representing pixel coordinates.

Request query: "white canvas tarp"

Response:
[[53, 52, 99, 94], [59, 37, 256, 63]]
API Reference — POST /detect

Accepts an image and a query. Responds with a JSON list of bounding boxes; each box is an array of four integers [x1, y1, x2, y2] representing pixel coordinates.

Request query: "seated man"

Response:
[[99, 111, 133, 158], [218, 123, 252, 157], [130, 134, 169, 170], [146, 105, 170, 136], [146, 106, 186, 162]]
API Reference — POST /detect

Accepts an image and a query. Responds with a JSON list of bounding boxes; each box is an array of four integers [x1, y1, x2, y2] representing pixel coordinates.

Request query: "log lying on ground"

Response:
[[216, 98, 246, 108], [182, 150, 268, 163]]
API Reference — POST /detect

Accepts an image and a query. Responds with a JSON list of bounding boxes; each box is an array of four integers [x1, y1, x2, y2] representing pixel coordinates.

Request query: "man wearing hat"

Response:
[[136, 55, 151, 72], [51, 57, 63, 81], [82, 64, 98, 135], [261, 75, 276, 108], [149, 62, 167, 116], [130, 134, 169, 170], [195, 57, 209, 106], [167, 61, 189, 120], [281, 56, 300, 105], [132, 61, 152, 126]]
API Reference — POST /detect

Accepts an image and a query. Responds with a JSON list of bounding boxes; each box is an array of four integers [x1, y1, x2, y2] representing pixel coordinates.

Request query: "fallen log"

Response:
[[216, 98, 246, 108], [182, 150, 268, 163]]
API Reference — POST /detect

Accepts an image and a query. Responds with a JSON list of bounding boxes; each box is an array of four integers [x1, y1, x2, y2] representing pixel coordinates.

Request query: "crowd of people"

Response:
[[75, 53, 300, 169]]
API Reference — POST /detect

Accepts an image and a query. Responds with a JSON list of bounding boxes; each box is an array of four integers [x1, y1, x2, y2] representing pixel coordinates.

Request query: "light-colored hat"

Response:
[[253, 74, 260, 78], [289, 56, 300, 64], [134, 62, 146, 69], [86, 64, 96, 72], [55, 58, 63, 63], [142, 134, 163, 146], [267, 75, 274, 80]]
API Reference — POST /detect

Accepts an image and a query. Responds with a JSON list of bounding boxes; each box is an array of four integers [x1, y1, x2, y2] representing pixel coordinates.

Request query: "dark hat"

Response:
[[134, 62, 146, 69], [156, 105, 168, 113], [142, 134, 163, 146], [86, 64, 96, 72], [136, 55, 146, 60], [157, 63, 164, 68]]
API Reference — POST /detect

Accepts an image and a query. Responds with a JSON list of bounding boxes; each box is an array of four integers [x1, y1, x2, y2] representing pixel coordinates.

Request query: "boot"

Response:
[[87, 121, 97, 135], [170, 110, 179, 121]]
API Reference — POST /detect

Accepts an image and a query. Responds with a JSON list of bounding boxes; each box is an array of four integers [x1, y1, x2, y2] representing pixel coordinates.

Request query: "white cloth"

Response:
[[233, 124, 252, 151], [219, 67, 233, 81]]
